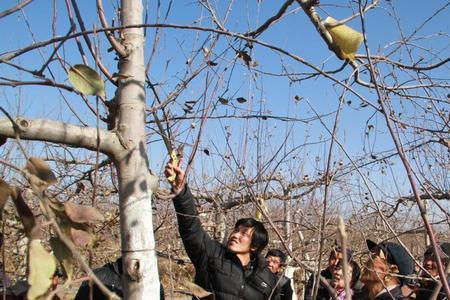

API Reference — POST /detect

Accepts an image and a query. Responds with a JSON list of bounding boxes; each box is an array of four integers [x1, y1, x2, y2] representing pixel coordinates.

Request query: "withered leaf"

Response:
[[47, 198, 65, 212], [11, 189, 36, 238], [75, 182, 85, 194], [439, 139, 450, 149], [185, 281, 213, 299], [236, 97, 247, 103], [184, 103, 194, 111], [237, 50, 252, 68], [0, 135, 7, 147], [26, 157, 57, 185], [27, 240, 57, 300], [206, 61, 218, 66], [203, 149, 210, 156], [0, 179, 12, 219], [218, 97, 229, 105], [70, 227, 93, 248], [49, 237, 75, 281], [64, 202, 104, 224]]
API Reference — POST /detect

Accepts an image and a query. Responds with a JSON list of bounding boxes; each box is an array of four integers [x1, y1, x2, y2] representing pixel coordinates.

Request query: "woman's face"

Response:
[[422, 257, 439, 278], [331, 264, 354, 289]]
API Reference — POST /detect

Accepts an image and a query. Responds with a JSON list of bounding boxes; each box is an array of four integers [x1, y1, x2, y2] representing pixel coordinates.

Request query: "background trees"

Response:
[[0, 0, 449, 299]]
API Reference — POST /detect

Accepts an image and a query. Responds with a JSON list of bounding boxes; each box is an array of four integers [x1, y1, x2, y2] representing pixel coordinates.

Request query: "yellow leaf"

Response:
[[324, 17, 363, 60], [68, 64, 106, 98], [28, 240, 57, 300], [255, 197, 267, 221]]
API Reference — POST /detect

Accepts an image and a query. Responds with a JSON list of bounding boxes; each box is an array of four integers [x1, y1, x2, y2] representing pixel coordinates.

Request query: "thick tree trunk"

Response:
[[115, 0, 160, 298]]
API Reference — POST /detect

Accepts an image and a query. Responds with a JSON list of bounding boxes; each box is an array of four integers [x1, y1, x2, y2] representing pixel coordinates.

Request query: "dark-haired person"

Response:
[[359, 240, 414, 300], [266, 249, 294, 300], [74, 257, 165, 300], [304, 247, 353, 300], [165, 161, 279, 300], [416, 242, 450, 300]]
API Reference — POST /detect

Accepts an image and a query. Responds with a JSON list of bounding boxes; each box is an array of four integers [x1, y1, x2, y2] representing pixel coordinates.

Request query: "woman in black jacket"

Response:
[[165, 161, 279, 300]]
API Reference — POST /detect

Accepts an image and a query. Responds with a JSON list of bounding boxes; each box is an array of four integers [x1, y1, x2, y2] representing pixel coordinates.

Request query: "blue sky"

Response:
[[0, 0, 449, 220]]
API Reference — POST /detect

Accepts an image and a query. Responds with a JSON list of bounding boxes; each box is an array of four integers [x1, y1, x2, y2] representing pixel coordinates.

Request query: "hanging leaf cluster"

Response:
[[0, 157, 105, 300]]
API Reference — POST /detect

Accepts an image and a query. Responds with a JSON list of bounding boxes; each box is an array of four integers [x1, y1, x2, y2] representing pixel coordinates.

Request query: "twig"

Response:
[[96, 0, 126, 57], [337, 217, 351, 300], [0, 0, 34, 19], [357, 1, 450, 298]]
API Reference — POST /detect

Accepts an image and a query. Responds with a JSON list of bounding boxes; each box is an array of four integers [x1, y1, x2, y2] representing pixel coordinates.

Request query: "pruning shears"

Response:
[[152, 111, 183, 182]]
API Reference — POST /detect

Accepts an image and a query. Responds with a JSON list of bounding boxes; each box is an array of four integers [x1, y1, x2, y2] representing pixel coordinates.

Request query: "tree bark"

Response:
[[0, 117, 120, 155], [115, 0, 161, 299]]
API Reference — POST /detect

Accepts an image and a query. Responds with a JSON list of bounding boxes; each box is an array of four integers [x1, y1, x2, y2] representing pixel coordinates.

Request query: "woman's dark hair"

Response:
[[266, 249, 287, 264], [349, 260, 361, 288], [234, 218, 268, 253]]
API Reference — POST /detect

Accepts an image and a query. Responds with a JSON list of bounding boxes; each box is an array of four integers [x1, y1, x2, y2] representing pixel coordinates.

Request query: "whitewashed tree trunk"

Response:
[[0, 1, 161, 298], [115, 0, 160, 299]]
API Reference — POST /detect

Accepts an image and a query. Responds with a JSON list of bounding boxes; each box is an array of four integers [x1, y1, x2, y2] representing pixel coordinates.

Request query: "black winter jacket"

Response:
[[375, 286, 412, 300], [173, 186, 279, 300], [304, 268, 332, 300], [278, 275, 293, 300], [416, 278, 450, 300]]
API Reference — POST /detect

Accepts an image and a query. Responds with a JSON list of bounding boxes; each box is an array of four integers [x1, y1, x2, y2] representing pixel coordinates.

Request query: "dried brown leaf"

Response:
[[236, 97, 247, 103], [11, 189, 36, 238], [70, 227, 93, 248], [26, 157, 57, 185], [0, 179, 12, 219], [218, 97, 229, 105], [64, 202, 104, 224], [184, 281, 213, 298], [237, 50, 252, 67]]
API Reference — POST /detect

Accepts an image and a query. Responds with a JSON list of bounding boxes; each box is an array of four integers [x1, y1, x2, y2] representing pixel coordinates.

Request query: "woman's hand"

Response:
[[164, 160, 185, 194]]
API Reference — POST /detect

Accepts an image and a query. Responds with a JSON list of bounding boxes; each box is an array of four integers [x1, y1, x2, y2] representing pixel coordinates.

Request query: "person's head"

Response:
[[331, 260, 361, 289], [227, 218, 268, 256], [328, 247, 353, 273], [266, 249, 287, 274], [361, 240, 414, 299], [422, 242, 450, 279]]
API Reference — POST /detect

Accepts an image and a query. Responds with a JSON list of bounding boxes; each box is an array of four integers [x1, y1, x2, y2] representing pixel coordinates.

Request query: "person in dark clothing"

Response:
[[359, 240, 414, 300], [416, 242, 450, 300], [74, 257, 165, 300], [304, 247, 353, 300], [165, 161, 279, 300], [266, 249, 294, 300]]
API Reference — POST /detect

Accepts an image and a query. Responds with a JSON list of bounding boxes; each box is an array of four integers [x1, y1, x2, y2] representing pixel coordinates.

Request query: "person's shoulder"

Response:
[[321, 268, 332, 279], [279, 275, 291, 287]]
